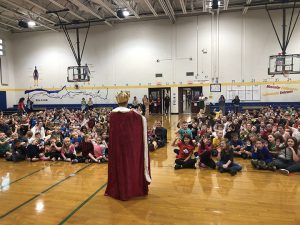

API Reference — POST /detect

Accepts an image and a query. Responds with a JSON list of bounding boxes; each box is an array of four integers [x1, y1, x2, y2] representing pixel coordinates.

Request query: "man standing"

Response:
[[164, 93, 170, 114], [105, 91, 151, 201]]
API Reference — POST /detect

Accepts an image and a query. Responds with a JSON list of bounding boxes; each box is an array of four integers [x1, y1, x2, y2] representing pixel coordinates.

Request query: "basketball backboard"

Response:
[[268, 54, 300, 75], [67, 65, 90, 82]]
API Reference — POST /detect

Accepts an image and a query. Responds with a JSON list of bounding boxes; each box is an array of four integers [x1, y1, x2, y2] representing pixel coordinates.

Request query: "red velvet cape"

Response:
[[105, 111, 149, 201]]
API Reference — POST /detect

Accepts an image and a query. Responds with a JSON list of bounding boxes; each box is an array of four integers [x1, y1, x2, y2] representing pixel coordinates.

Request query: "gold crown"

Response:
[[116, 91, 130, 104]]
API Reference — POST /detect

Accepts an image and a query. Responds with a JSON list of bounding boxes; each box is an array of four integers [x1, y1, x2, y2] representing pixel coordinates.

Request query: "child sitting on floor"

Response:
[[251, 138, 275, 170], [61, 137, 76, 162], [212, 130, 225, 156], [176, 121, 193, 141], [6, 139, 26, 162], [174, 134, 196, 170], [231, 133, 247, 159], [93, 137, 108, 162], [195, 135, 216, 169], [26, 139, 41, 162], [72, 134, 99, 163], [0, 132, 10, 157], [216, 139, 242, 176]]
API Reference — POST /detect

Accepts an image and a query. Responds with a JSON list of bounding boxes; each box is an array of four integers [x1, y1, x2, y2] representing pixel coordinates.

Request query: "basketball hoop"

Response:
[[282, 70, 289, 77]]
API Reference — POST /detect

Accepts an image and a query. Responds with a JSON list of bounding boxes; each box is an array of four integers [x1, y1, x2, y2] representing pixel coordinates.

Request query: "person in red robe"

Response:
[[105, 91, 151, 201]]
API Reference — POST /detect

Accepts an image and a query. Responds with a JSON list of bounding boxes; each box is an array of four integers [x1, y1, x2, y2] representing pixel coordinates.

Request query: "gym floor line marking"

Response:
[[58, 182, 108, 225], [0, 162, 56, 190], [0, 164, 92, 220], [156, 165, 300, 175]]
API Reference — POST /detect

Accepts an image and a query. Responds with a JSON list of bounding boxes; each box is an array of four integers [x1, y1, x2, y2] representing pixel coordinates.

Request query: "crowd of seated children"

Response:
[[172, 106, 300, 176], [2, 104, 300, 177], [0, 108, 111, 163]]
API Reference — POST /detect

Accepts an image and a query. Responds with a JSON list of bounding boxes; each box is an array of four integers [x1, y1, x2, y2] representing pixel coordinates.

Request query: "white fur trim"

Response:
[[112, 107, 131, 113], [142, 115, 152, 183]]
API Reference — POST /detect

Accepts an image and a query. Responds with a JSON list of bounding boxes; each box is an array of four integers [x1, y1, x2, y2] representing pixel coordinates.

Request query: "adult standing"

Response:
[[87, 98, 93, 110], [81, 98, 87, 111], [218, 95, 226, 114], [164, 93, 170, 114], [132, 96, 139, 109], [156, 96, 161, 114], [142, 95, 147, 115], [105, 91, 151, 201], [204, 97, 210, 115], [149, 94, 154, 114], [144, 96, 150, 118], [199, 93, 205, 110], [18, 98, 26, 115], [26, 97, 33, 112], [232, 96, 240, 114]]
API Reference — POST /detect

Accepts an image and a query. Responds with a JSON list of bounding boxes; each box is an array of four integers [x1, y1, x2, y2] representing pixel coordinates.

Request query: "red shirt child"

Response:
[[177, 139, 195, 159]]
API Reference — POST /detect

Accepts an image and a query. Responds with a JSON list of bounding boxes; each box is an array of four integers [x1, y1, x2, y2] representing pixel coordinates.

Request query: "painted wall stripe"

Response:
[[1, 80, 300, 92]]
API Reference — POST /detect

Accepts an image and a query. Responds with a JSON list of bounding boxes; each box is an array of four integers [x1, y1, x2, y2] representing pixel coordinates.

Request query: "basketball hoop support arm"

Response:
[[47, 10, 91, 67], [266, 1, 300, 56]]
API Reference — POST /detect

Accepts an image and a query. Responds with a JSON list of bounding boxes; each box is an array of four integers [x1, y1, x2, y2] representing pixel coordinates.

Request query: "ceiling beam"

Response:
[[1, 0, 57, 25], [165, 0, 175, 18], [0, 20, 22, 30], [164, 0, 175, 23], [224, 0, 230, 10], [24, 0, 70, 23], [91, 0, 121, 19], [242, 0, 252, 15], [119, 0, 140, 19], [158, 0, 175, 23], [164, 0, 175, 22], [0, 4, 56, 31], [68, 0, 112, 26], [203, 0, 206, 12], [0, 25, 9, 31], [179, 0, 187, 14], [48, 0, 86, 21], [143, 0, 158, 16], [0, 14, 18, 23]]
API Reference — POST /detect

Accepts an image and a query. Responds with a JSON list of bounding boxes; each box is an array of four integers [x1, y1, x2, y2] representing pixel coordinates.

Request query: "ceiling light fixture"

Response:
[[116, 9, 130, 18], [18, 20, 36, 28], [27, 20, 36, 27], [122, 10, 130, 17]]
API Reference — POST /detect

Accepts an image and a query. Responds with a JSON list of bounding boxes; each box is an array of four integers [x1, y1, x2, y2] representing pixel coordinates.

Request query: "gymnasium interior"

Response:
[[0, 0, 300, 224]]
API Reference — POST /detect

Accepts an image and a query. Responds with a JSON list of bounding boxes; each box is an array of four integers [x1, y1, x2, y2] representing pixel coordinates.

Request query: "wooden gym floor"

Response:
[[0, 114, 300, 225]]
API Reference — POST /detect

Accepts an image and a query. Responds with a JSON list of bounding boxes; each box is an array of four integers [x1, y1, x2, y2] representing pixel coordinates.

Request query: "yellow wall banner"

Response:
[[262, 92, 280, 96], [263, 84, 298, 96]]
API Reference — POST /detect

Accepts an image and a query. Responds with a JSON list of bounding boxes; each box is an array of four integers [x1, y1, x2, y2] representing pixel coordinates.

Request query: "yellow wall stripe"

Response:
[[0, 80, 299, 92]]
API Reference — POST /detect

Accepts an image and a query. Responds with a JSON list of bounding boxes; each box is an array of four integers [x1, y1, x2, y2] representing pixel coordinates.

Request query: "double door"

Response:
[[148, 88, 171, 114], [178, 87, 202, 114]]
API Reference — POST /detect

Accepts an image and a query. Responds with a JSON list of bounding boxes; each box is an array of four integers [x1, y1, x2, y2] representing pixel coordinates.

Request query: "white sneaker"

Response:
[[279, 169, 290, 176]]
